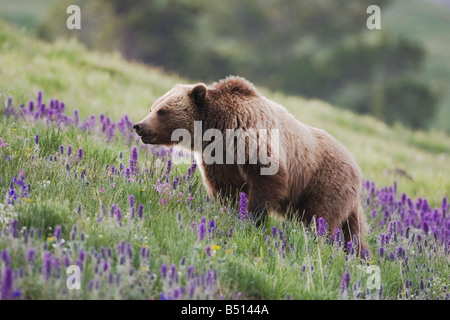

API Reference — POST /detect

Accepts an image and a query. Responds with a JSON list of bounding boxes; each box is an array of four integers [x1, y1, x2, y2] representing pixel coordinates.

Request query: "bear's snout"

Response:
[[133, 122, 157, 143], [133, 123, 143, 135]]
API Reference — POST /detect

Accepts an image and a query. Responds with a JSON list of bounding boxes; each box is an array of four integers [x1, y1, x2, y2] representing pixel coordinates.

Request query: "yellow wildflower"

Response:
[[12, 128, 17, 131], [139, 189, 145, 193], [47, 236, 56, 242], [22, 198, 34, 203], [225, 249, 233, 254], [211, 244, 221, 250]]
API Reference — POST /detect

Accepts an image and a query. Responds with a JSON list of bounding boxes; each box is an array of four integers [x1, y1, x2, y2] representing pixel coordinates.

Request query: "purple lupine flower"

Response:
[[53, 225, 62, 241], [187, 160, 197, 178], [116, 207, 122, 223], [198, 222, 206, 241], [74, 110, 79, 125], [333, 228, 344, 245], [43, 252, 52, 279], [208, 220, 216, 233], [173, 289, 181, 299], [228, 226, 234, 238], [128, 194, 135, 209], [28, 100, 34, 113], [239, 192, 247, 220], [26, 248, 36, 262], [160, 264, 168, 279], [188, 283, 196, 299], [1, 268, 14, 300], [67, 145, 72, 156], [34, 134, 39, 145], [137, 205, 144, 219], [423, 222, 429, 235], [340, 270, 351, 292], [187, 265, 195, 279], [317, 217, 326, 236], [346, 241, 353, 251], [59, 145, 64, 155], [165, 159, 172, 177], [1, 250, 11, 266], [131, 146, 138, 163], [378, 247, 385, 258], [78, 250, 86, 262], [77, 148, 83, 160], [103, 261, 109, 272], [169, 264, 177, 284], [205, 246, 211, 256], [271, 226, 277, 238], [388, 252, 396, 261], [10, 219, 19, 238], [396, 246, 405, 259], [442, 196, 447, 217]]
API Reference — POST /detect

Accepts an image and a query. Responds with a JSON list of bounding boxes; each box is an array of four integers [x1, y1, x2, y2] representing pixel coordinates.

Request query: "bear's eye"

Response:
[[157, 109, 167, 116]]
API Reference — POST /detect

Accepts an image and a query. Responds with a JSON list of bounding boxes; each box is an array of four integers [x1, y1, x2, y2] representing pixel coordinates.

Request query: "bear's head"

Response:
[[133, 83, 207, 147]]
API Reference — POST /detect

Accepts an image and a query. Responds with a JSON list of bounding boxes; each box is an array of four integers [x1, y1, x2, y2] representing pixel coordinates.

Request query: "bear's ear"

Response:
[[189, 83, 207, 107]]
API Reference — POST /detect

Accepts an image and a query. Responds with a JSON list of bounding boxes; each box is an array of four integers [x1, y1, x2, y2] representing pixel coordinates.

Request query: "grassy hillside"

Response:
[[1, 20, 449, 205], [0, 21, 449, 300], [384, 0, 450, 131]]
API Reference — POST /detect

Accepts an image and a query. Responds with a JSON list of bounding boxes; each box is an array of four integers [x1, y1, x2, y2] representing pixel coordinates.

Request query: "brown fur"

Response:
[[134, 76, 368, 255]]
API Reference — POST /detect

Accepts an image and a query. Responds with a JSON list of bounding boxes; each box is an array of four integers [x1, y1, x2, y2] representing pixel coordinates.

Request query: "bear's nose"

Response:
[[133, 123, 143, 135]]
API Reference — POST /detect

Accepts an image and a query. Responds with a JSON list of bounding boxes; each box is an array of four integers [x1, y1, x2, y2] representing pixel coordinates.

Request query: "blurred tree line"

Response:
[[38, 0, 439, 129]]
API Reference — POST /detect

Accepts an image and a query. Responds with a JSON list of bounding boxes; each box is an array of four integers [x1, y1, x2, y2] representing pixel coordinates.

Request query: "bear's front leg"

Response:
[[244, 165, 288, 227]]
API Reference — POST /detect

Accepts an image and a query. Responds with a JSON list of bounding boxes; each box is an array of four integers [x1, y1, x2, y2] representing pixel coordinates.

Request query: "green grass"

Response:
[[0, 20, 449, 300]]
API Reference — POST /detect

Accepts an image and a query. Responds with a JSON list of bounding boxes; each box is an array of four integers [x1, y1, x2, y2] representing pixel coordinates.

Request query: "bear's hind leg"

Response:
[[342, 207, 368, 257]]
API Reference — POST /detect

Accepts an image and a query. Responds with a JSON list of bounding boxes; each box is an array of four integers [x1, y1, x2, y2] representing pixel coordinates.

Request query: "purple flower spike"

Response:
[[160, 264, 168, 279], [1, 250, 11, 266], [205, 246, 211, 256], [346, 241, 353, 251], [228, 226, 234, 238], [131, 146, 138, 162], [74, 110, 79, 125], [239, 192, 247, 220], [317, 217, 326, 236], [271, 226, 277, 238], [340, 270, 351, 292], [78, 148, 83, 160], [78, 250, 86, 262], [43, 252, 52, 280], [169, 264, 177, 283], [208, 220, 216, 233], [137, 205, 144, 219], [67, 145, 72, 156], [10, 219, 19, 238], [53, 225, 62, 241], [34, 134, 39, 145], [198, 222, 206, 241], [1, 268, 14, 300], [26, 248, 36, 262], [128, 195, 135, 209]]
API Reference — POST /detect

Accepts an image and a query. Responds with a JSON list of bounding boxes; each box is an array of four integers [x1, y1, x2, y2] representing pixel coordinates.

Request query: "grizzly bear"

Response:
[[134, 76, 367, 254]]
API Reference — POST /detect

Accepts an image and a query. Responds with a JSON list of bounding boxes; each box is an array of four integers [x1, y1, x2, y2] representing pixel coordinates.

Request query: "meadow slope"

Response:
[[0, 20, 449, 204], [0, 21, 449, 300]]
